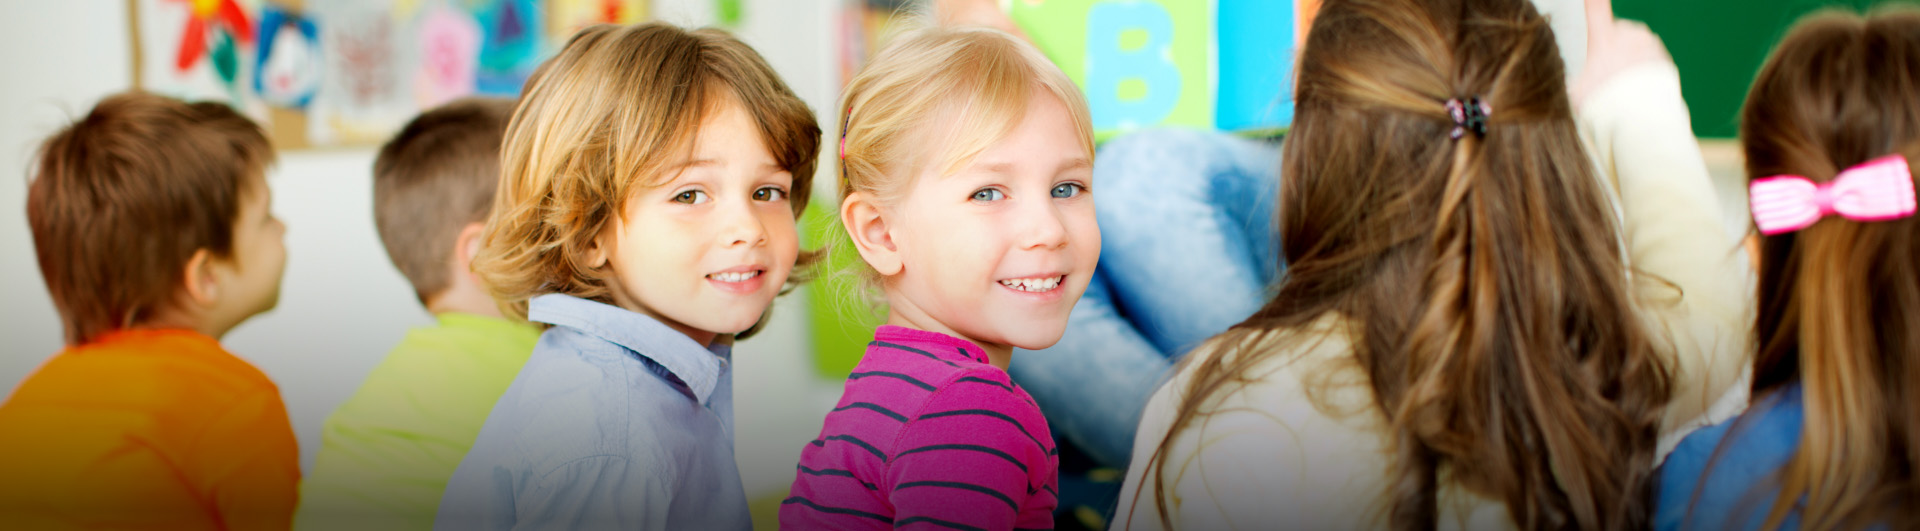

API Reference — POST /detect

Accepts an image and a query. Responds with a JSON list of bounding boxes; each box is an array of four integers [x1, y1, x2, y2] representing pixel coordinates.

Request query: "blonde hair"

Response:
[[476, 22, 821, 320], [833, 25, 1094, 294]]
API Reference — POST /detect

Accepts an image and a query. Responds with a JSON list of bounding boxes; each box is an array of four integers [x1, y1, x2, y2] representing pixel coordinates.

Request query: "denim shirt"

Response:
[[434, 294, 749, 531]]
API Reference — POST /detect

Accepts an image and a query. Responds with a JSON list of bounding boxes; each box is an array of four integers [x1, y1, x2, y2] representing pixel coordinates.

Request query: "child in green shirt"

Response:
[[293, 98, 539, 530]]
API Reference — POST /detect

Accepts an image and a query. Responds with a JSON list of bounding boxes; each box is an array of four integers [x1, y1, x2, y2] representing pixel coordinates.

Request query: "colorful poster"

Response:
[[1011, 0, 1212, 139], [1003, 0, 1314, 136], [131, 0, 652, 148]]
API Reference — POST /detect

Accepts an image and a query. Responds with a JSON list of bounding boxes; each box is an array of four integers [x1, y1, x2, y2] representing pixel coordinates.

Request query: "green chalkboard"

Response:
[[1616, 0, 1920, 138]]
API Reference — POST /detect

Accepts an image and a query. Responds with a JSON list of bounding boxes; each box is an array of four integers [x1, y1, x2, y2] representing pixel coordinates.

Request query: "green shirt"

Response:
[[294, 313, 539, 531]]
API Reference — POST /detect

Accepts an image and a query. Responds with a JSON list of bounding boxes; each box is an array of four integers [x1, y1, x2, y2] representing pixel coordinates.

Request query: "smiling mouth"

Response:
[[998, 275, 1064, 293], [708, 270, 763, 282]]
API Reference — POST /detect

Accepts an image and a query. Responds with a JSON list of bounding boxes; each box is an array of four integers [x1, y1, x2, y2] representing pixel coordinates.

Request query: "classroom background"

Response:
[[0, 0, 1881, 527]]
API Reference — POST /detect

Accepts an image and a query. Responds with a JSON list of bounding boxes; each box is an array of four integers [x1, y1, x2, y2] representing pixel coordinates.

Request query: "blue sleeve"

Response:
[[1655, 412, 1804, 531], [1654, 429, 1716, 531]]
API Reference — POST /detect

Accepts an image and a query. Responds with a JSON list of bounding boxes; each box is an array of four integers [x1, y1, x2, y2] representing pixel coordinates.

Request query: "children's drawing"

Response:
[[254, 6, 321, 108], [135, 0, 261, 110], [473, 0, 544, 95], [415, 5, 482, 108], [133, 0, 653, 148], [550, 0, 648, 37], [170, 0, 255, 73], [307, 2, 411, 145]]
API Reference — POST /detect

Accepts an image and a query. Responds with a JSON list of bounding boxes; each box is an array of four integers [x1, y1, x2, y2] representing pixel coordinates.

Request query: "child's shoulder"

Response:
[[857, 328, 1027, 402], [0, 330, 289, 470], [321, 314, 540, 439], [883, 359, 1054, 473], [474, 301, 736, 460], [1665, 385, 1805, 475], [850, 327, 1046, 428], [52, 329, 279, 403], [915, 364, 1043, 425], [1656, 386, 1805, 530], [371, 313, 540, 382]]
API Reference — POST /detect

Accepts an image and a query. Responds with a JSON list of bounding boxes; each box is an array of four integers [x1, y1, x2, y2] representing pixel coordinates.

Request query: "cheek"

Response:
[[1068, 206, 1101, 257], [765, 210, 800, 255], [612, 216, 678, 273], [935, 221, 1004, 286], [902, 214, 972, 263]]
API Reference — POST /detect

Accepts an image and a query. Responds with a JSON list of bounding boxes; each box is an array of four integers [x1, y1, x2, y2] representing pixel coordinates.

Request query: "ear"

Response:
[[841, 192, 903, 276], [454, 222, 487, 275], [180, 248, 219, 307], [587, 222, 614, 269]]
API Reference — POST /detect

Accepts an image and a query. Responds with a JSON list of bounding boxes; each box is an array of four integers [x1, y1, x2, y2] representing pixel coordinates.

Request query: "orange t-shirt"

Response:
[[0, 329, 299, 530]]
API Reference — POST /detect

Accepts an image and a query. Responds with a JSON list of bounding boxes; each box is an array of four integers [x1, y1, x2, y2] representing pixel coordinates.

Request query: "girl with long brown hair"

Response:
[[1657, 8, 1920, 531], [1112, 0, 1751, 528]]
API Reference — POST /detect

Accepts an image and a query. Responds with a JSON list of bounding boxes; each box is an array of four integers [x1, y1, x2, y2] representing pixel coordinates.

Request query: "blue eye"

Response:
[[753, 186, 788, 201], [1051, 183, 1086, 198], [672, 190, 710, 204], [971, 188, 1006, 202]]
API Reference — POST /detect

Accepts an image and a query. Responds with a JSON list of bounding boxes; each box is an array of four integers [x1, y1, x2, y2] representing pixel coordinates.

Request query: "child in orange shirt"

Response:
[[0, 92, 296, 530]]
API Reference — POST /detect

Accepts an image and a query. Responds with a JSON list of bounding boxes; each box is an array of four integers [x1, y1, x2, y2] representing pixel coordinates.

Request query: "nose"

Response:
[[1020, 199, 1070, 251], [720, 197, 769, 249]]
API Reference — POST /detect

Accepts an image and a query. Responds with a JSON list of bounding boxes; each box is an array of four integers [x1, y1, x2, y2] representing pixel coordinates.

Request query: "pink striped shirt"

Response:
[[781, 326, 1058, 530]]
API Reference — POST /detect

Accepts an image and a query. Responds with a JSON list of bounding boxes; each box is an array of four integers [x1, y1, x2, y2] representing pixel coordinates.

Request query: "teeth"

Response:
[[998, 276, 1062, 292], [709, 270, 761, 283]]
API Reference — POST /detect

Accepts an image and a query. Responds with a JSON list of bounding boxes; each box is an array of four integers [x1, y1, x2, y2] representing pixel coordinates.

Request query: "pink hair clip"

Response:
[[839, 108, 854, 160], [1749, 154, 1917, 235]]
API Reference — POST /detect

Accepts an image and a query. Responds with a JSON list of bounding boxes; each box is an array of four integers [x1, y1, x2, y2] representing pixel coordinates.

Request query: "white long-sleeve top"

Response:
[[1110, 61, 1753, 531]]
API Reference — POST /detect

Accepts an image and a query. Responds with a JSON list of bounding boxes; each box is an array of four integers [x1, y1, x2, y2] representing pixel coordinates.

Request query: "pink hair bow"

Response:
[[1749, 155, 1917, 235]]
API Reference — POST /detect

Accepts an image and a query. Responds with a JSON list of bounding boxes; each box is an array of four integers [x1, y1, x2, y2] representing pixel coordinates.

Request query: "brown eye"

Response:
[[753, 186, 788, 201], [673, 190, 709, 204]]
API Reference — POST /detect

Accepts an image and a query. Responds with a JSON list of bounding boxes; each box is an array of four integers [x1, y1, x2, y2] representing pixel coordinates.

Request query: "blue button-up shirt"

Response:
[[434, 294, 749, 530]]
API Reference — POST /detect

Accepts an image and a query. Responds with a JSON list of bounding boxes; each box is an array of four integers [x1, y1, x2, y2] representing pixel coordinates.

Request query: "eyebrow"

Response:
[[964, 158, 1093, 175], [673, 159, 785, 172]]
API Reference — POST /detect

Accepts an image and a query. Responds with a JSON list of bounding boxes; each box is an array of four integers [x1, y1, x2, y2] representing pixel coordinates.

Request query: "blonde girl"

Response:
[[780, 26, 1096, 530]]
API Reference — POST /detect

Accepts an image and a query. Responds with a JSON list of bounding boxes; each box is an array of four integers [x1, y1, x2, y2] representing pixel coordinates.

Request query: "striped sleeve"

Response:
[[886, 369, 1056, 530]]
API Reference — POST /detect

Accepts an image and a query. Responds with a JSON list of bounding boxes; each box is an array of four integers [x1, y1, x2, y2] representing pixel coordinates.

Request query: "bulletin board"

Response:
[[128, 0, 650, 149]]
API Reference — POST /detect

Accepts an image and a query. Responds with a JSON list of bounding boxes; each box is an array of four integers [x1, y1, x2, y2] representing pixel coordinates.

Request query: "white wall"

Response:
[[0, 0, 844, 505]]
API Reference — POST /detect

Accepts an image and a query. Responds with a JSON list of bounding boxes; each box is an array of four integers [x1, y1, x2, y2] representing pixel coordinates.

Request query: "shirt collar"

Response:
[[526, 294, 731, 402], [873, 325, 990, 365]]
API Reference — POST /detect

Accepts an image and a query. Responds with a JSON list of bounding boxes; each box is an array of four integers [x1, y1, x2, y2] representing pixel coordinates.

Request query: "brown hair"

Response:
[[832, 25, 1093, 299], [475, 22, 821, 320], [1137, 0, 1672, 528], [374, 97, 515, 304], [1732, 7, 1920, 530], [27, 91, 275, 345]]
